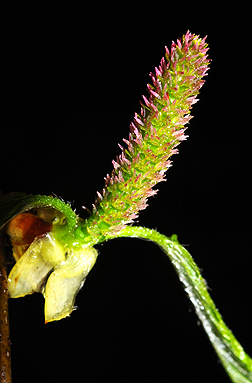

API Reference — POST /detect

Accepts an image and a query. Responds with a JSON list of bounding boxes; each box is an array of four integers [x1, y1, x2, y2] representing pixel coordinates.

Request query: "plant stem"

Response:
[[108, 226, 252, 383], [0, 230, 12, 383]]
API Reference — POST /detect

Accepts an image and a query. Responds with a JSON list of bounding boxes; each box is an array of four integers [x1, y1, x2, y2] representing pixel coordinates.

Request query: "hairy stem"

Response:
[[0, 231, 12, 383], [107, 226, 252, 383]]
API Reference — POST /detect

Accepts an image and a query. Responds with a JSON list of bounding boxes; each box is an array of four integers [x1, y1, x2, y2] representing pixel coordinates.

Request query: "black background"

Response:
[[1, 4, 251, 382]]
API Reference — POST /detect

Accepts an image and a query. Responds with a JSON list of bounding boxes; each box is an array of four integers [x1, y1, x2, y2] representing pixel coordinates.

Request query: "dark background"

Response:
[[1, 4, 251, 382]]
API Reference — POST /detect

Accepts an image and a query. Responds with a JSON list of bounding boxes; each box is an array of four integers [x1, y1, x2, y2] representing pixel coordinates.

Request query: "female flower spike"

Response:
[[81, 31, 210, 241], [2, 31, 210, 323]]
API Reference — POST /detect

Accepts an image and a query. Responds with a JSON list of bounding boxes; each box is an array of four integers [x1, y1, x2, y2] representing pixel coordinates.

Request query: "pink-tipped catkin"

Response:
[[86, 31, 210, 237]]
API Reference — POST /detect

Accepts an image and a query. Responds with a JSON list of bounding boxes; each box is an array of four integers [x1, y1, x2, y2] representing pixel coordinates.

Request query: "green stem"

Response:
[[107, 226, 252, 383]]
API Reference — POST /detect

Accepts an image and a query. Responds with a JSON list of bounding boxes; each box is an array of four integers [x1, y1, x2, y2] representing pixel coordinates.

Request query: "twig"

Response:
[[0, 230, 12, 383]]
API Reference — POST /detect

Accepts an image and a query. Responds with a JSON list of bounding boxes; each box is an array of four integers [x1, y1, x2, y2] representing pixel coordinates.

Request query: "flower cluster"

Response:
[[83, 31, 210, 239], [6, 208, 97, 323], [1, 32, 210, 322]]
